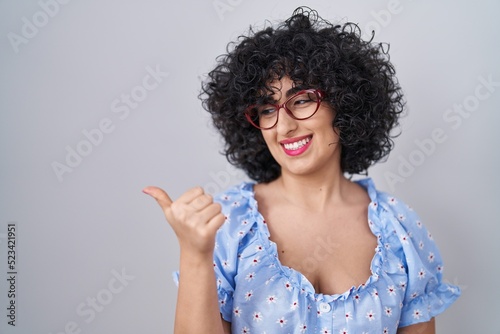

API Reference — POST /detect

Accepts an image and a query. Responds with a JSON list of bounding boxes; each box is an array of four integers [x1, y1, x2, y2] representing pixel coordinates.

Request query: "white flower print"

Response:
[[400, 234, 409, 245], [252, 311, 263, 322], [222, 260, 230, 268], [299, 324, 307, 333], [398, 214, 406, 221], [276, 317, 287, 327], [366, 310, 375, 321], [398, 262, 406, 273], [371, 289, 379, 299], [416, 220, 423, 228], [224, 214, 230, 224], [339, 329, 348, 334], [241, 219, 249, 225], [320, 328, 330, 334], [411, 292, 419, 299], [388, 197, 397, 205], [245, 290, 253, 301], [222, 195, 230, 201], [265, 277, 275, 285], [387, 285, 396, 296], [251, 256, 260, 266], [233, 307, 242, 317], [383, 327, 389, 334], [232, 201, 240, 207], [437, 264, 444, 273], [428, 231, 433, 240], [266, 295, 277, 304], [384, 306, 392, 317], [354, 294, 361, 303], [413, 309, 422, 320], [345, 311, 353, 321], [284, 281, 293, 291], [237, 231, 245, 238], [418, 268, 426, 280], [384, 243, 391, 250], [419, 241, 425, 250], [255, 244, 263, 252], [290, 300, 299, 310], [241, 326, 250, 334], [245, 272, 255, 281], [399, 281, 407, 290], [428, 252, 435, 263]]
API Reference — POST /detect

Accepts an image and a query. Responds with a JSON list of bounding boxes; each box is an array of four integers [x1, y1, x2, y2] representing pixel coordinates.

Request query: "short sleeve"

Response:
[[379, 194, 461, 327], [213, 183, 257, 322], [212, 217, 238, 321]]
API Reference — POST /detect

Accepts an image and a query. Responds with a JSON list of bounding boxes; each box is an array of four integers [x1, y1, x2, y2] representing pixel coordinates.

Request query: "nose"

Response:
[[275, 106, 297, 135]]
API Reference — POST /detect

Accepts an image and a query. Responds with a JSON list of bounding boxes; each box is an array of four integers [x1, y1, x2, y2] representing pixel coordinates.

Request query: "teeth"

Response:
[[283, 137, 310, 150]]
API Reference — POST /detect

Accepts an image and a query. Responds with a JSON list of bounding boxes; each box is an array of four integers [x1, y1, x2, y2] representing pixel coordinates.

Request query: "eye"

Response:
[[294, 97, 312, 105], [290, 93, 315, 108], [257, 106, 276, 117]]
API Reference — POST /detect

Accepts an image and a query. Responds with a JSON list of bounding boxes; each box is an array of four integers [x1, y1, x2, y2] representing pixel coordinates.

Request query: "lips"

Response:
[[280, 135, 313, 156]]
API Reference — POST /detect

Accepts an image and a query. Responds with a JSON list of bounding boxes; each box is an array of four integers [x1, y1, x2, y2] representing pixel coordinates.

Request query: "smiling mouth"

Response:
[[281, 135, 312, 151]]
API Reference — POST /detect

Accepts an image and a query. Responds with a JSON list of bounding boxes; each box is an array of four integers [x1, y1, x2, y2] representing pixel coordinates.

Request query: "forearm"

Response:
[[174, 251, 224, 334]]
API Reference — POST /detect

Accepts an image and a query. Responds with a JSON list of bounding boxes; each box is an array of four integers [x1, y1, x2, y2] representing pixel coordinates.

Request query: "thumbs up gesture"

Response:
[[143, 186, 225, 255]]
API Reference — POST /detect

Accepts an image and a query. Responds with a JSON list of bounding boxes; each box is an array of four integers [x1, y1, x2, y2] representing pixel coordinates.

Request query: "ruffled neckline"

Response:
[[236, 178, 387, 303]]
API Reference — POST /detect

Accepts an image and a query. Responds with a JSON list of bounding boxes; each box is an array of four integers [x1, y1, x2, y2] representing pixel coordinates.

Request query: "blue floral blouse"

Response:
[[175, 178, 460, 333]]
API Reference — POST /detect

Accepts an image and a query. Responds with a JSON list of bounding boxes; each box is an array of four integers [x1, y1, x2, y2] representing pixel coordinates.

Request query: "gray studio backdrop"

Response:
[[1, 0, 499, 333]]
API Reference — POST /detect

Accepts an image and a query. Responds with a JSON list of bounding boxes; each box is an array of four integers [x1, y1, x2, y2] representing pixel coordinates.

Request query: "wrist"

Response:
[[179, 248, 214, 267]]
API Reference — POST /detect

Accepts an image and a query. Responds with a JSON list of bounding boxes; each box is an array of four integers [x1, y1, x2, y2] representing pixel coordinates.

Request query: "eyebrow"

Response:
[[285, 86, 303, 98], [264, 86, 304, 103]]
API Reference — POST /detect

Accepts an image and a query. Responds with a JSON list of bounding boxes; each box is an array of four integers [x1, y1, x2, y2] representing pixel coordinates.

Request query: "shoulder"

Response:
[[357, 178, 422, 228], [212, 181, 263, 243], [213, 181, 253, 202]]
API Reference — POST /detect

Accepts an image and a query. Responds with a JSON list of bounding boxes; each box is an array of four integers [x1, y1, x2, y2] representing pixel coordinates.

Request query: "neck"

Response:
[[276, 167, 350, 212]]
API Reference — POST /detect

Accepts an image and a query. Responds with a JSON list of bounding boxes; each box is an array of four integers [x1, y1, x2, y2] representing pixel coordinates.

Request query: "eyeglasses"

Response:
[[244, 89, 325, 130]]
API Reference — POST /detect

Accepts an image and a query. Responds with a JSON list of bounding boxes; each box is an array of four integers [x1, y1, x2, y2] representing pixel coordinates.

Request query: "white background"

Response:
[[1, 0, 499, 333]]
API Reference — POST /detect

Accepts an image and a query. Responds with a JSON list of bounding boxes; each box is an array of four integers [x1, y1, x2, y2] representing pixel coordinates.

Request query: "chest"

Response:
[[264, 208, 378, 295]]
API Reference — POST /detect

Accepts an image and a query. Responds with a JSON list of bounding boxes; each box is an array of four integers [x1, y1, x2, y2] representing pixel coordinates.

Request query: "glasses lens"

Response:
[[245, 90, 322, 130], [285, 91, 320, 119], [246, 104, 277, 129]]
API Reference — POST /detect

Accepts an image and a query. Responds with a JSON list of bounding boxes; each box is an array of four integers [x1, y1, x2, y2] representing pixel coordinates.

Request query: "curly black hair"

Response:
[[200, 7, 405, 183]]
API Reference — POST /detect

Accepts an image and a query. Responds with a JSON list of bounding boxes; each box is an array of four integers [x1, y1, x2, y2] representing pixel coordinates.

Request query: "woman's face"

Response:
[[260, 77, 342, 179]]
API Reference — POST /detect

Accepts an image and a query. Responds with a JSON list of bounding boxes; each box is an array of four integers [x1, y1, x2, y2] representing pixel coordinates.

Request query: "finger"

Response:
[[189, 193, 214, 211], [197, 202, 224, 226], [207, 212, 226, 232], [142, 186, 173, 209], [177, 186, 205, 204]]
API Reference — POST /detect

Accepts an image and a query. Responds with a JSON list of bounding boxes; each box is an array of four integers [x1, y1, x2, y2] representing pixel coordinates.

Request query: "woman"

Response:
[[143, 7, 460, 333]]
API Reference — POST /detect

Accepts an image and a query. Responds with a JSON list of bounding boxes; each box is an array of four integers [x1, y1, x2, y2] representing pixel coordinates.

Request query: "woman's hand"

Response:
[[143, 186, 225, 255], [144, 186, 228, 333]]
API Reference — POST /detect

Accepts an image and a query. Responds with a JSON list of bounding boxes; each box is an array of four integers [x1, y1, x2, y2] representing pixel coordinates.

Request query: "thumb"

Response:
[[142, 186, 173, 210]]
